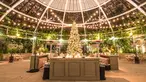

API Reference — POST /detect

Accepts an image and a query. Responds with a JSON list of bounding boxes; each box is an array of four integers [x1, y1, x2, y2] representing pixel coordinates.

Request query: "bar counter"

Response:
[[49, 58, 100, 81]]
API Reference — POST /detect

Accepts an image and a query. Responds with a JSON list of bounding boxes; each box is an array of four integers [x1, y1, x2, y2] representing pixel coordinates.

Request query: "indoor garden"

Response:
[[0, 0, 146, 82]]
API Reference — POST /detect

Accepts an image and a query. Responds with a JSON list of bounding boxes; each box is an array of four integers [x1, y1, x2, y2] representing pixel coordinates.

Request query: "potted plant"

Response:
[[7, 43, 18, 63]]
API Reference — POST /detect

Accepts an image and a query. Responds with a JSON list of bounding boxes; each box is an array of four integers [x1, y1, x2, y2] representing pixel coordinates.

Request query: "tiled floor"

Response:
[[0, 59, 146, 82]]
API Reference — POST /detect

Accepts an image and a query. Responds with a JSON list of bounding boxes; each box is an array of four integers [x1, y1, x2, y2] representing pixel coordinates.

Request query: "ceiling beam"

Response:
[[0, 1, 61, 25], [34, 0, 54, 33], [0, 0, 24, 21], [85, 2, 146, 25], [126, 0, 146, 16], [94, 0, 114, 36], [79, 0, 86, 37], [60, 0, 69, 38]]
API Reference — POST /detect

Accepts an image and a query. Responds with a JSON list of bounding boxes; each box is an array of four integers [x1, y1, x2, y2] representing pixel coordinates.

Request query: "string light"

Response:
[[126, 15, 129, 18], [17, 23, 20, 26], [122, 17, 125, 20], [13, 22, 16, 25], [12, 11, 15, 14], [23, 23, 26, 26], [8, 21, 11, 24], [1, 20, 4, 22], [137, 21, 140, 23], [51, 12, 54, 15], [18, 14, 21, 18], [132, 12, 135, 15], [28, 25, 31, 27], [112, 19, 115, 22], [31, 19, 34, 22], [132, 22, 134, 24], [27, 18, 30, 21], [37, 13, 40, 16], [93, 13, 96, 16], [32, 25, 35, 28], [0, 6, 2, 10], [35, 20, 38, 23]]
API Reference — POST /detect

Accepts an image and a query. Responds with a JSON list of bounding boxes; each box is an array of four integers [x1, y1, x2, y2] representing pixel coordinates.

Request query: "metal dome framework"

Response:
[[37, 0, 110, 12], [0, 0, 146, 36]]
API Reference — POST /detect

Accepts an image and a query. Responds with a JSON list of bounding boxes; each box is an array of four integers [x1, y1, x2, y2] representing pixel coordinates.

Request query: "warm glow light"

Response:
[[17, 23, 20, 26], [0, 6, 2, 10], [59, 38, 64, 43], [13, 22, 16, 25], [47, 35, 51, 40], [32, 36, 37, 40], [12, 12, 15, 14], [95, 34, 100, 40], [83, 38, 88, 43], [8, 21, 11, 24], [0, 32, 3, 36], [28, 25, 31, 27], [18, 14, 21, 18], [93, 13, 96, 16], [16, 33, 20, 37], [23, 23, 26, 26], [110, 36, 117, 40], [126, 15, 129, 18], [37, 13, 40, 16], [129, 32, 133, 36], [27, 18, 30, 20], [122, 17, 125, 20]]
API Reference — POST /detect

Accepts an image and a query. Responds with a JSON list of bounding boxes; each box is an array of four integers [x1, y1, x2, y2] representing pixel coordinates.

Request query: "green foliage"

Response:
[[116, 38, 135, 53]]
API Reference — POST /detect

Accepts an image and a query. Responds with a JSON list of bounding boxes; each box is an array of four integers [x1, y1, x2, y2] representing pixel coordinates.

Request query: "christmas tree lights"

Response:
[[67, 21, 83, 58]]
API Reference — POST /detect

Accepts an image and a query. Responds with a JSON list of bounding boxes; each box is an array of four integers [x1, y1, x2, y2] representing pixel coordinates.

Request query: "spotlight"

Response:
[[59, 38, 64, 43], [32, 36, 37, 40]]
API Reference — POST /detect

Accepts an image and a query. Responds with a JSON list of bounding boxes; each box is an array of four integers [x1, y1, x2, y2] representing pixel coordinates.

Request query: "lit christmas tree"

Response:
[[67, 21, 83, 57]]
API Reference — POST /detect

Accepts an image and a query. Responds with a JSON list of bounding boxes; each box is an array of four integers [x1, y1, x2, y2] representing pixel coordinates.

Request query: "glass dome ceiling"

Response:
[[37, 0, 109, 12], [0, 0, 145, 35]]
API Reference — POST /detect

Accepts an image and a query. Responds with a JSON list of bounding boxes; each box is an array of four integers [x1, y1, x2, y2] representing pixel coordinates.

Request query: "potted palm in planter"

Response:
[[7, 43, 18, 63]]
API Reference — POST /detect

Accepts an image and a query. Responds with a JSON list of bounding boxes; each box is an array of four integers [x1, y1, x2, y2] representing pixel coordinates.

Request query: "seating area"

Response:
[[123, 54, 146, 63], [125, 54, 135, 62], [3, 53, 31, 61]]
